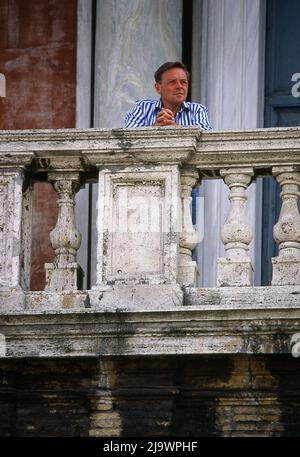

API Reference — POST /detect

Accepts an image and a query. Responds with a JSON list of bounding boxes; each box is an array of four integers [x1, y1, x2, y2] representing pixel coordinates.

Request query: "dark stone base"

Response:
[[0, 355, 299, 437]]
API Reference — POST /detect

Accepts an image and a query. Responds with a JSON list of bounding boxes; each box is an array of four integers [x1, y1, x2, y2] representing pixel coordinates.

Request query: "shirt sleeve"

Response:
[[123, 102, 146, 128], [193, 105, 212, 130]]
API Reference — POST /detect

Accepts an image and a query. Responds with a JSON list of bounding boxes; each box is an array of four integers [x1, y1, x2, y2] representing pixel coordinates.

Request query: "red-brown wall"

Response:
[[0, 0, 76, 129], [0, 0, 77, 289]]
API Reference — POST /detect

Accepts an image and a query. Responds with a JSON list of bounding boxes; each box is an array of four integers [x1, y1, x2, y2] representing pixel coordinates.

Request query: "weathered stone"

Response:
[[45, 263, 83, 293], [0, 127, 299, 169], [0, 287, 25, 312], [217, 168, 254, 286], [217, 258, 253, 287], [178, 168, 199, 287], [192, 127, 300, 170], [0, 149, 33, 311], [0, 354, 300, 437], [272, 258, 300, 286], [272, 166, 300, 286], [45, 172, 82, 292], [20, 184, 33, 291], [89, 284, 183, 310], [0, 122, 299, 407], [0, 285, 298, 358], [290, 333, 300, 358], [0, 171, 26, 288], [96, 165, 180, 287], [25, 291, 88, 311]]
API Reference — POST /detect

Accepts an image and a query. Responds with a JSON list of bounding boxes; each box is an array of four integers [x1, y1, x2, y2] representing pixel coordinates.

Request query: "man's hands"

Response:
[[153, 108, 176, 126]]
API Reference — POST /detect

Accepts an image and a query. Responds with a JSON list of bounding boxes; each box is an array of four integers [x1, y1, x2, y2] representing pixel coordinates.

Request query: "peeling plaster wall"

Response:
[[0, 0, 77, 290], [0, 0, 76, 130]]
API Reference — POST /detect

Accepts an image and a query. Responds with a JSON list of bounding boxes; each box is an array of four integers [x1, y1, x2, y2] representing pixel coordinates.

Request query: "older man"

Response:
[[124, 61, 211, 130]]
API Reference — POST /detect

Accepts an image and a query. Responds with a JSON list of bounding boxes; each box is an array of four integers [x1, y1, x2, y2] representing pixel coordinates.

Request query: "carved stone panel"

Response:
[[97, 166, 180, 285], [111, 183, 163, 275], [0, 171, 23, 287]]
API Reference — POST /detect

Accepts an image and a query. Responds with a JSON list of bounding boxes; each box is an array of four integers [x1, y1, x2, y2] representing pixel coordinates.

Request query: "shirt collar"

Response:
[[181, 101, 190, 112], [155, 99, 190, 112]]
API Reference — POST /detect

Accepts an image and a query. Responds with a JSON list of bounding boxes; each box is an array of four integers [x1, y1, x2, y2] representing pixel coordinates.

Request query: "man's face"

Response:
[[155, 67, 189, 107]]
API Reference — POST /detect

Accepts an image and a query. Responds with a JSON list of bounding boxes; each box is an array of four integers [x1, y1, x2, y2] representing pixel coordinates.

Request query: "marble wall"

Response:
[[94, 0, 182, 128]]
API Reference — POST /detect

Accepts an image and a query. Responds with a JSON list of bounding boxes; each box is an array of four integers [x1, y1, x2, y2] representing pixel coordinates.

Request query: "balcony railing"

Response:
[[0, 126, 299, 358]]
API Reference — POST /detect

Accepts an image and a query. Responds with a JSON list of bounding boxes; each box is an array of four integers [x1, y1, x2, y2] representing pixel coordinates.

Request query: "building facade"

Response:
[[0, 0, 300, 437]]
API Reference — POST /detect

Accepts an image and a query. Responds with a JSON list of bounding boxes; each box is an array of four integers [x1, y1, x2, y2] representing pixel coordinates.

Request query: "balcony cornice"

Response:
[[0, 286, 299, 358], [0, 151, 35, 168], [1, 126, 299, 172], [0, 126, 299, 358], [192, 127, 300, 174], [0, 127, 201, 167]]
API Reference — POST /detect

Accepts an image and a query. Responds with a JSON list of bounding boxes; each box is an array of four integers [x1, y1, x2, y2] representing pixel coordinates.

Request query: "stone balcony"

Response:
[[0, 126, 299, 358]]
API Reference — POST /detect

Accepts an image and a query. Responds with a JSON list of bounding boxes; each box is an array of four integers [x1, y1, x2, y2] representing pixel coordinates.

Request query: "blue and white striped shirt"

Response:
[[123, 99, 211, 130]]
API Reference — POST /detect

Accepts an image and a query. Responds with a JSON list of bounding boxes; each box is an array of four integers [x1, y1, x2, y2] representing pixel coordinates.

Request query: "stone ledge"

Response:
[[192, 127, 300, 172], [0, 286, 299, 358], [184, 285, 300, 309], [1, 126, 299, 171], [0, 285, 296, 313]]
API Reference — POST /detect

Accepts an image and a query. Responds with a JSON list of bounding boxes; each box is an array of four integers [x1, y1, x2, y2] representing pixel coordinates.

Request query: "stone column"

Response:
[[217, 168, 254, 286], [45, 172, 82, 292], [271, 166, 300, 285], [178, 168, 199, 287]]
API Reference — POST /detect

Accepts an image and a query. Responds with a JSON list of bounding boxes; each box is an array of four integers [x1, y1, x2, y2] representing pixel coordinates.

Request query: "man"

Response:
[[124, 61, 211, 130]]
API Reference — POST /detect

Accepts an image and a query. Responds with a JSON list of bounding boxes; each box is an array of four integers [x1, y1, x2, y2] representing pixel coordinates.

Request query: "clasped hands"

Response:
[[153, 108, 176, 126]]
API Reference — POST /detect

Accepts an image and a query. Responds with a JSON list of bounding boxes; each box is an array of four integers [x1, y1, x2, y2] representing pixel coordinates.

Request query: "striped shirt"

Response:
[[123, 99, 211, 130]]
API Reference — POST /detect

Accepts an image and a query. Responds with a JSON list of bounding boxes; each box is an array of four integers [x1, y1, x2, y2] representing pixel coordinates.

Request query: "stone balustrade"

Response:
[[0, 126, 299, 358]]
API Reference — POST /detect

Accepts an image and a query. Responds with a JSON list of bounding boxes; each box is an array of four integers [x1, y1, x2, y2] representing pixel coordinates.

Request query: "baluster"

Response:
[[217, 168, 254, 286], [291, 333, 300, 358], [45, 172, 82, 292], [272, 166, 300, 285], [178, 168, 199, 287]]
